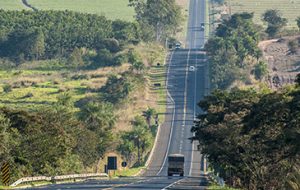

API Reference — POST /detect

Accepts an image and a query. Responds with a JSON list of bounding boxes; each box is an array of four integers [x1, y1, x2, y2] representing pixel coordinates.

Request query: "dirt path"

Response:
[[21, 0, 38, 11]]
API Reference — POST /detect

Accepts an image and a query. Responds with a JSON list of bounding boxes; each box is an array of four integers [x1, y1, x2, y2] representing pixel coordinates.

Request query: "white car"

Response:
[[175, 43, 181, 49], [189, 66, 195, 71]]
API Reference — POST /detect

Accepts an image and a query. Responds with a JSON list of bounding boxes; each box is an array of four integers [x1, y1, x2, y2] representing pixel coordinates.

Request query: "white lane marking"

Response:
[[182, 49, 191, 129], [182, 49, 191, 174], [157, 51, 176, 175], [161, 178, 185, 190]]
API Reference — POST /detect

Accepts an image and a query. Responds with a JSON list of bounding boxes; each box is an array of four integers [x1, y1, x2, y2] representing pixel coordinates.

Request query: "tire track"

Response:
[[21, 0, 38, 11]]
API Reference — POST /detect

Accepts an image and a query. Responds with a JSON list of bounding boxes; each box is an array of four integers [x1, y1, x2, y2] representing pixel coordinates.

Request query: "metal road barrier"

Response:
[[10, 173, 108, 187]]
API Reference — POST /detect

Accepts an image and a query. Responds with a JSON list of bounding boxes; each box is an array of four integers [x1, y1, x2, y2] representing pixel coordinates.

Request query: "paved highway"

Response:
[[145, 0, 208, 178], [22, 0, 209, 189]]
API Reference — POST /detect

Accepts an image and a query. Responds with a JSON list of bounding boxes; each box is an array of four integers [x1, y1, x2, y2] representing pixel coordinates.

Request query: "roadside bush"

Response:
[[113, 54, 128, 66], [12, 80, 37, 88], [253, 61, 268, 80], [2, 84, 12, 93], [71, 74, 90, 80], [100, 74, 133, 104], [0, 58, 16, 69], [91, 49, 114, 68], [22, 92, 34, 99], [127, 49, 142, 64], [288, 40, 298, 54]]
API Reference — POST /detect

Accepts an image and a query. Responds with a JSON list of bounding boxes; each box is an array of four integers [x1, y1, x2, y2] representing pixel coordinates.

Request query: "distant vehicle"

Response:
[[200, 23, 205, 31], [189, 66, 195, 71], [168, 154, 184, 176], [175, 43, 181, 49]]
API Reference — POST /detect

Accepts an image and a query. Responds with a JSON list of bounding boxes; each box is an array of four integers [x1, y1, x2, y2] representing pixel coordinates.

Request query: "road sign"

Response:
[[107, 156, 117, 170], [121, 161, 127, 168], [1, 162, 10, 186]]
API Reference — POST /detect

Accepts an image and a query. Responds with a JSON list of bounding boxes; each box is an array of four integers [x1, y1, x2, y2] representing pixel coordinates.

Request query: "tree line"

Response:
[[0, 68, 156, 181], [0, 10, 141, 63], [192, 74, 300, 189], [205, 12, 262, 89], [206, 10, 300, 90]]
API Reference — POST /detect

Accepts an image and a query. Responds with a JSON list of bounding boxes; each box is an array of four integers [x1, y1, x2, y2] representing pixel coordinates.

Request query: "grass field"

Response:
[[28, 0, 134, 20], [226, 0, 300, 28], [0, 0, 134, 20], [0, 0, 29, 10]]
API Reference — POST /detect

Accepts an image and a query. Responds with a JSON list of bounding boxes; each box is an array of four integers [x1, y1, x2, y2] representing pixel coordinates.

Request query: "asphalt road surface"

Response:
[[21, 0, 209, 189], [144, 0, 208, 178]]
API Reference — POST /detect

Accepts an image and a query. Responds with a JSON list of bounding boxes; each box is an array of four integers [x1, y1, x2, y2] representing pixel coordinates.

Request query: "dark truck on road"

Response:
[[167, 154, 184, 176]]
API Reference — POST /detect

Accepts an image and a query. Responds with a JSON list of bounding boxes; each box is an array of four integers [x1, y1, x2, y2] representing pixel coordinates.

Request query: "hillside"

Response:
[[259, 36, 300, 88]]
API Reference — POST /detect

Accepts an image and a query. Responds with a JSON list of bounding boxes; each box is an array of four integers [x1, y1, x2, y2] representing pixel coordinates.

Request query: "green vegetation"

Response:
[[192, 74, 300, 189], [225, 0, 300, 28], [253, 61, 268, 80], [118, 116, 154, 166], [115, 166, 145, 177], [129, 0, 182, 42], [205, 12, 261, 89], [0, 10, 140, 63], [0, 0, 174, 181], [262, 9, 288, 38]]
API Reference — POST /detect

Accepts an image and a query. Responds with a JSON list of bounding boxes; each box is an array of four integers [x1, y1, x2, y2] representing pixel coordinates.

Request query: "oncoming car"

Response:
[[175, 43, 181, 49], [189, 66, 195, 71]]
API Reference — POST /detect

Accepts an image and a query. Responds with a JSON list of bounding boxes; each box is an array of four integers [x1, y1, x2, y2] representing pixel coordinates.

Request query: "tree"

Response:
[[78, 102, 116, 131], [262, 9, 287, 37], [28, 30, 45, 60], [253, 61, 268, 80], [205, 12, 262, 89], [129, 0, 182, 41], [67, 47, 84, 67], [142, 107, 156, 127], [100, 74, 133, 104], [0, 113, 13, 161], [297, 17, 300, 30], [192, 86, 300, 189], [112, 20, 141, 43], [130, 61, 145, 74], [130, 116, 152, 165], [78, 102, 116, 157]]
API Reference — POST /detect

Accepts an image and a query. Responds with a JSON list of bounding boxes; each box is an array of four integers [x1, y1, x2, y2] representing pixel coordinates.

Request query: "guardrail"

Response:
[[11, 173, 108, 187]]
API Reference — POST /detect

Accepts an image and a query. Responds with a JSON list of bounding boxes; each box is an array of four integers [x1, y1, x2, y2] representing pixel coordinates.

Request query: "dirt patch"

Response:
[[259, 36, 300, 89]]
